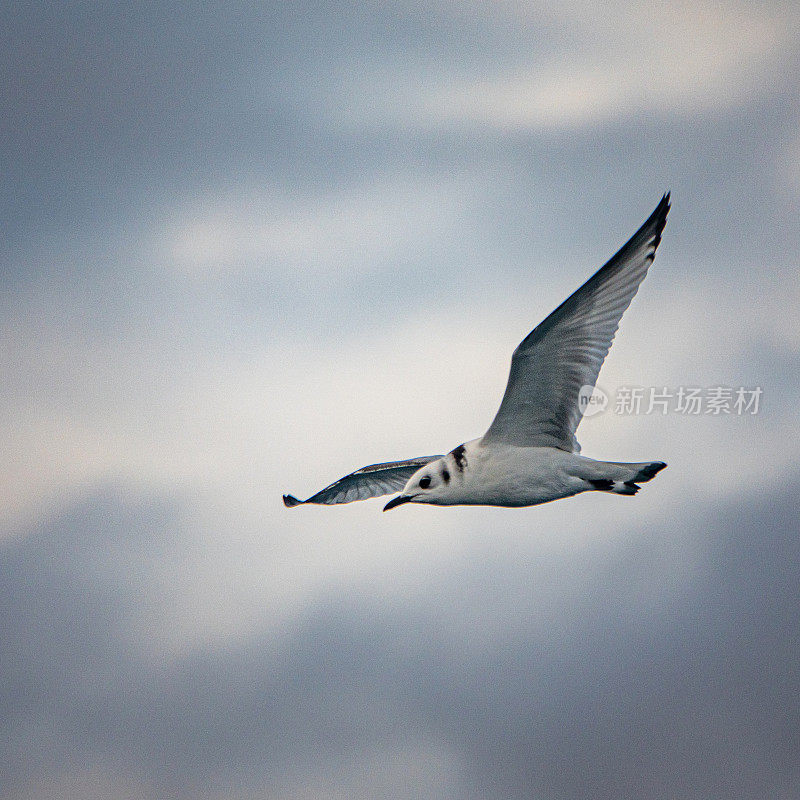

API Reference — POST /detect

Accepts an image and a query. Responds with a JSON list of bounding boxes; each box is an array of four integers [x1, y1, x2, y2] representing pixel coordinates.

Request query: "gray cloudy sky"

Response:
[[2, 2, 800, 799]]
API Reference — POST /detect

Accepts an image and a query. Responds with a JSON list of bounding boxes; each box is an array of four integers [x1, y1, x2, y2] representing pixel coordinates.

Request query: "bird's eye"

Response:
[[419, 476, 431, 489]]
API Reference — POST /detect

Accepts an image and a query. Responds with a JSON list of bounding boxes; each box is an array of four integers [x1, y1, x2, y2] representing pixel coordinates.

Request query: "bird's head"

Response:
[[383, 458, 451, 511]]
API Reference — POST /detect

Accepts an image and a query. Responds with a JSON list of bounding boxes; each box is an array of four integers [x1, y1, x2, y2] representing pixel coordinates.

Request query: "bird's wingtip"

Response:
[[646, 192, 671, 252], [283, 494, 302, 508]]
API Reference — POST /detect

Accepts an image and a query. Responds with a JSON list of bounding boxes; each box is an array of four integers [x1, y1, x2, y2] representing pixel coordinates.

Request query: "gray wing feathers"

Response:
[[484, 194, 670, 452], [283, 456, 443, 507]]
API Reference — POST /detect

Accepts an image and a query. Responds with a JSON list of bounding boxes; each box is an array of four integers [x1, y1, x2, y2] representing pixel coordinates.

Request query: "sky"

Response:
[[2, 2, 800, 798]]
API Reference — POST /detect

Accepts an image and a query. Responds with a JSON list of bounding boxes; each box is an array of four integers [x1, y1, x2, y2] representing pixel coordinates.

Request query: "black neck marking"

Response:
[[450, 444, 467, 472]]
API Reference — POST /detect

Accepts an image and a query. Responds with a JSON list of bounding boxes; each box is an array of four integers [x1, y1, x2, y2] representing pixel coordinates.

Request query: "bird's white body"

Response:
[[419, 440, 581, 507], [398, 439, 664, 508], [283, 195, 671, 512]]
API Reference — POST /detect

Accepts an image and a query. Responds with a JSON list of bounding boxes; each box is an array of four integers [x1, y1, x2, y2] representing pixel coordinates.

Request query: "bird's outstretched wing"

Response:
[[283, 455, 443, 507], [483, 193, 670, 452]]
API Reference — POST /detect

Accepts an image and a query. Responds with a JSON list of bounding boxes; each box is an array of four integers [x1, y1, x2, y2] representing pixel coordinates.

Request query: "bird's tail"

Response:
[[586, 460, 667, 495]]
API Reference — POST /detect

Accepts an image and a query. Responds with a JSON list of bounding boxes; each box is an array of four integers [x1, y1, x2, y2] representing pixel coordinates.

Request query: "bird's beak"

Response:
[[383, 494, 413, 512]]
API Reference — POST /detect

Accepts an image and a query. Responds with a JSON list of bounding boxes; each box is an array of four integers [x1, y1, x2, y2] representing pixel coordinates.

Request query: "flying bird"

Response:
[[284, 194, 670, 512]]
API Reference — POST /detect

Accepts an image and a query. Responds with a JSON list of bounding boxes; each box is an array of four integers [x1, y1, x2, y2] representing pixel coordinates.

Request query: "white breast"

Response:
[[440, 440, 584, 507]]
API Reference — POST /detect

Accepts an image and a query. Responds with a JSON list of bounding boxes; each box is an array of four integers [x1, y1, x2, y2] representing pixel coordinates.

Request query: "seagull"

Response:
[[284, 194, 670, 512]]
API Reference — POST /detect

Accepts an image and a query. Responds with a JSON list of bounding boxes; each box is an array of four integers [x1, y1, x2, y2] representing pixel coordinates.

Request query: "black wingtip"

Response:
[[648, 191, 671, 253], [656, 191, 671, 220], [283, 494, 301, 508]]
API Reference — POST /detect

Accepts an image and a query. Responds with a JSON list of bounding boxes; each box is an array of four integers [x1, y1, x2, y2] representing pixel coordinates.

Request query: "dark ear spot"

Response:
[[450, 444, 467, 472], [419, 476, 431, 489], [441, 469, 450, 483]]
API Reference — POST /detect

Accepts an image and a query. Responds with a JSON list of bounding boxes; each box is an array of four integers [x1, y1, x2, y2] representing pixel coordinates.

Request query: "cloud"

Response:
[[2, 473, 799, 799], [160, 172, 479, 278], [779, 130, 800, 192], [286, 0, 799, 132]]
